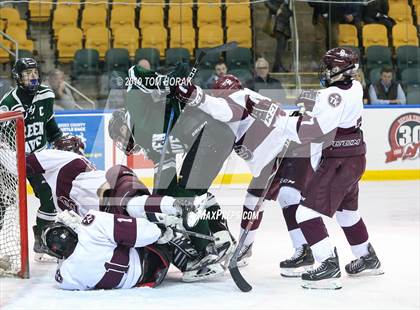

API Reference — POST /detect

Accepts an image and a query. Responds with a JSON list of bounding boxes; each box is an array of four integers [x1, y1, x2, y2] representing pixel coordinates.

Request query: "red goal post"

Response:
[[0, 111, 29, 278]]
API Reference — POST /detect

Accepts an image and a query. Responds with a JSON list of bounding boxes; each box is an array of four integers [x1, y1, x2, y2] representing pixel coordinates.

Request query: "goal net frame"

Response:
[[0, 111, 29, 278]]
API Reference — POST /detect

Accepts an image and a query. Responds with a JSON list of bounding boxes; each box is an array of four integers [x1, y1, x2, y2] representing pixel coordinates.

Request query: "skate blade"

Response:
[[281, 265, 314, 278], [347, 268, 384, 278], [302, 278, 342, 290], [182, 263, 225, 282]]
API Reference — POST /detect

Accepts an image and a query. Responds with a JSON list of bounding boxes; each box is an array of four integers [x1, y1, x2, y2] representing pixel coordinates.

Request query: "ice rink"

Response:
[[1, 180, 419, 310]]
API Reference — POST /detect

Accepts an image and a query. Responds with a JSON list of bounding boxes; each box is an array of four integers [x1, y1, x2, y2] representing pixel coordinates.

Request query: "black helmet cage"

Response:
[[12, 58, 41, 95], [108, 109, 142, 155], [41, 223, 78, 260]]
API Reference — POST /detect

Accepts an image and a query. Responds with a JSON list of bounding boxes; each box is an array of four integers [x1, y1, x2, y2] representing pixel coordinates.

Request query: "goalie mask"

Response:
[[41, 223, 78, 259], [108, 109, 142, 155], [12, 58, 41, 95], [319, 47, 359, 88]]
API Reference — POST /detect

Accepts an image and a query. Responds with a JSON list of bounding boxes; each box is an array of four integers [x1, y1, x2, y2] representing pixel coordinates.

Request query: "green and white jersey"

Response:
[[0, 85, 63, 153], [125, 65, 188, 160]]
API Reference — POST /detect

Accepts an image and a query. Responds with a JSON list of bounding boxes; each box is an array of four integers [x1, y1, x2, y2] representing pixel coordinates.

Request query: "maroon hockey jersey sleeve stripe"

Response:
[[26, 153, 45, 176], [225, 96, 249, 121], [56, 158, 94, 213], [296, 115, 324, 144], [113, 214, 137, 247], [144, 195, 163, 213]]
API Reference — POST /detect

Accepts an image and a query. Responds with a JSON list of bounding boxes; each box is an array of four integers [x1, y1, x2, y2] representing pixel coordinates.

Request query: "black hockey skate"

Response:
[[280, 244, 315, 277], [345, 243, 384, 277], [236, 243, 253, 267], [301, 248, 342, 290]]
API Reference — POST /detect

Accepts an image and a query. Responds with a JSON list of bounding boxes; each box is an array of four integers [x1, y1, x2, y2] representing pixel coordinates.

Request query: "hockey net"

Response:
[[0, 111, 29, 278]]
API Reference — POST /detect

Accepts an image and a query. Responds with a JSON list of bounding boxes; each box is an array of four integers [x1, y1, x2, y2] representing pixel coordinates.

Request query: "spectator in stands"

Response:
[[205, 61, 227, 89], [369, 67, 406, 105], [265, 0, 292, 72], [355, 68, 369, 104], [341, 4, 363, 38], [362, 0, 395, 33], [246, 58, 283, 92], [46, 69, 77, 110], [309, 0, 354, 67], [138, 59, 151, 70]]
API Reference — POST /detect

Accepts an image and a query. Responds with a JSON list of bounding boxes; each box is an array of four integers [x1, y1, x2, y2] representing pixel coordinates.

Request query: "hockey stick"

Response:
[[173, 227, 217, 242], [228, 140, 291, 292], [153, 41, 239, 193], [188, 41, 238, 83]]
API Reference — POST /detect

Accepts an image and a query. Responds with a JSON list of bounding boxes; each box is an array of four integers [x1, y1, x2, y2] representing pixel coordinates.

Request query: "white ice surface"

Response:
[[1, 181, 419, 310]]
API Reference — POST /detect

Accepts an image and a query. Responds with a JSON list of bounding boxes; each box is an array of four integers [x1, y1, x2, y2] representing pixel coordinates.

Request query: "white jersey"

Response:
[[199, 88, 299, 177], [296, 80, 364, 166], [26, 149, 106, 217], [56, 210, 161, 290], [310, 80, 363, 134]]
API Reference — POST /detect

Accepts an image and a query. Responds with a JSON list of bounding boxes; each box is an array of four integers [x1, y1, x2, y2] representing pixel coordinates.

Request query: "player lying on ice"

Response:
[[25, 145, 231, 282], [41, 208, 207, 290], [173, 47, 383, 289]]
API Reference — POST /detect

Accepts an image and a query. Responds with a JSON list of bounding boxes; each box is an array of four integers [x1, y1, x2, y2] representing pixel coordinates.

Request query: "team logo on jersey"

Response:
[[0, 105, 8, 112], [385, 113, 420, 163], [327, 93, 342, 107], [234, 144, 253, 161], [27, 104, 36, 116], [82, 214, 95, 225]]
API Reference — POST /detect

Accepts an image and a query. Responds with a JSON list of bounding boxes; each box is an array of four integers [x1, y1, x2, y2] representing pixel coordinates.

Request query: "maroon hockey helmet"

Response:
[[212, 74, 243, 97], [319, 47, 359, 87]]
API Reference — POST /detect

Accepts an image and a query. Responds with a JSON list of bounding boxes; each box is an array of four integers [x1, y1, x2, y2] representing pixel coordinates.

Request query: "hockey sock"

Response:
[[239, 192, 265, 246], [296, 205, 334, 262], [336, 210, 369, 257], [282, 204, 307, 249]]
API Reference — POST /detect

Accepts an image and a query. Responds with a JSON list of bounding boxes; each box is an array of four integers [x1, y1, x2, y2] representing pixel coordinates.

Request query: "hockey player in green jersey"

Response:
[[109, 63, 237, 281], [0, 58, 81, 261]]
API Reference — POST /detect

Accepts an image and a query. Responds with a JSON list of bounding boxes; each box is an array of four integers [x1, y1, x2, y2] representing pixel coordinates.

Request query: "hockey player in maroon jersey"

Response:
[[41, 209, 189, 290], [244, 47, 384, 289], [175, 74, 307, 267], [25, 146, 228, 282]]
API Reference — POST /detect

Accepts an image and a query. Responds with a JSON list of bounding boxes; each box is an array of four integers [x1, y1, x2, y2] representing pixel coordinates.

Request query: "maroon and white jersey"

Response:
[[297, 80, 365, 161], [26, 149, 104, 216], [56, 210, 161, 290], [199, 88, 299, 177], [26, 149, 181, 218]]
